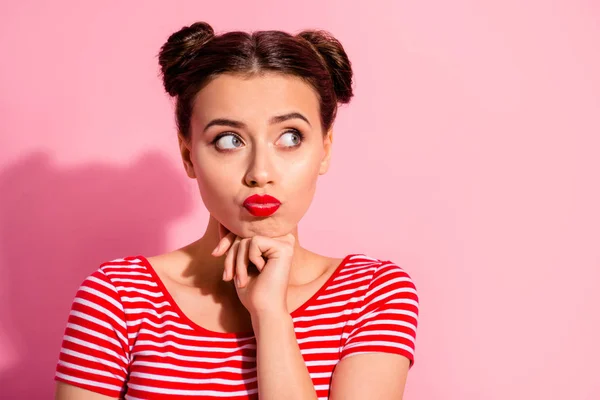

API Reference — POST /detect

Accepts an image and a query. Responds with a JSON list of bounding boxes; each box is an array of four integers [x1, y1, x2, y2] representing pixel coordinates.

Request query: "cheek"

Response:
[[285, 155, 321, 198], [192, 154, 235, 204]]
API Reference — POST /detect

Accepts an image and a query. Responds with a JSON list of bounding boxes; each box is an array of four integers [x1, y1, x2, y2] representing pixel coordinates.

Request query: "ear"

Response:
[[319, 129, 333, 175], [178, 133, 197, 179]]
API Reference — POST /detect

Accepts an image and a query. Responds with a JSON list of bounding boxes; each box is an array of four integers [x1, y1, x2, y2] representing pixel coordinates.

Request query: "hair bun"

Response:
[[297, 30, 353, 104], [159, 22, 215, 96]]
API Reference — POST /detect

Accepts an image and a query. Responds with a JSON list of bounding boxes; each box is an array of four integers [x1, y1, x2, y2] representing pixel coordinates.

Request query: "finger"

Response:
[[255, 235, 295, 259], [223, 236, 240, 281], [247, 237, 268, 272], [235, 238, 250, 288], [212, 231, 236, 257], [283, 233, 296, 246], [218, 222, 230, 240], [223, 236, 241, 281]]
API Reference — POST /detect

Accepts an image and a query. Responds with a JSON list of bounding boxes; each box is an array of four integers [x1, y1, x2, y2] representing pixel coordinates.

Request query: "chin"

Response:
[[228, 216, 295, 239]]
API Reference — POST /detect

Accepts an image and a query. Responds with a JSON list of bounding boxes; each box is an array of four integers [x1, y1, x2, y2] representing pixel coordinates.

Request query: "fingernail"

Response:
[[222, 270, 227, 281], [211, 244, 220, 256], [235, 276, 241, 287]]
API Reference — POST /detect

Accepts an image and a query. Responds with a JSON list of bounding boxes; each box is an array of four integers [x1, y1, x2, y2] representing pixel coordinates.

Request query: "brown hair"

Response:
[[158, 22, 354, 139]]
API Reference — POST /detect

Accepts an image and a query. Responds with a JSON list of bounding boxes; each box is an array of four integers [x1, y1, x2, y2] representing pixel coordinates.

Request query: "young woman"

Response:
[[54, 21, 419, 400]]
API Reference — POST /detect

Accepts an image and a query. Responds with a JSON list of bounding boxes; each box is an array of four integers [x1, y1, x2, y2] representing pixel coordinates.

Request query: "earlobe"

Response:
[[319, 130, 333, 175], [178, 134, 197, 179]]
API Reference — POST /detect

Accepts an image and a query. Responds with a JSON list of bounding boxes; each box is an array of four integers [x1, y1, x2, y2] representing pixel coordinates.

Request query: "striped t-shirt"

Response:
[[55, 253, 419, 399]]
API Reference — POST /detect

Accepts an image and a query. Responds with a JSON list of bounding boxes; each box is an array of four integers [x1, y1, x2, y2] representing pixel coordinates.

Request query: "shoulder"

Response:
[[341, 253, 418, 302], [342, 254, 416, 283], [97, 255, 150, 274], [66, 255, 160, 328], [95, 255, 153, 281], [74, 255, 153, 300]]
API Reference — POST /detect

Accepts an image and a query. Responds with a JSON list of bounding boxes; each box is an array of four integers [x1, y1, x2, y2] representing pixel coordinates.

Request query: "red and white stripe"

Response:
[[55, 254, 419, 399]]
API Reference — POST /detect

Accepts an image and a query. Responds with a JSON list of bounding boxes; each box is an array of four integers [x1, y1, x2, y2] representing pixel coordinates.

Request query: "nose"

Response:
[[244, 145, 275, 188]]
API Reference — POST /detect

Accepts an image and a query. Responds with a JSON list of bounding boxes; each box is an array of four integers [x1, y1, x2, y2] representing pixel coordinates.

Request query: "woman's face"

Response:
[[180, 72, 333, 238]]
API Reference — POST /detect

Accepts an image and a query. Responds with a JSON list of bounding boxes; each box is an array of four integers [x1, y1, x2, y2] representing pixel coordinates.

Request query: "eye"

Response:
[[278, 130, 304, 148], [213, 133, 244, 150]]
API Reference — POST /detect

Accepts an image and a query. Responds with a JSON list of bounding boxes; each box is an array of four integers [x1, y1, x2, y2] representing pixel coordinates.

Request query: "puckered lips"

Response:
[[243, 194, 281, 217]]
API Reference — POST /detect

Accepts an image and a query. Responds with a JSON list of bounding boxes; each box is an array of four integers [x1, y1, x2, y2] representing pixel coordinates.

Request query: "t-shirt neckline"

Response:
[[135, 253, 357, 339]]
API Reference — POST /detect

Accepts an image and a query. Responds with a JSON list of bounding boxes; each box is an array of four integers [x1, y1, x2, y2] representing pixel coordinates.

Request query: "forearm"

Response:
[[252, 312, 318, 400]]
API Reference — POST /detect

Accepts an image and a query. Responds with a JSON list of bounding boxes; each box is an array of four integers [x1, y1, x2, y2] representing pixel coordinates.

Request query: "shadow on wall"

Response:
[[0, 151, 193, 399]]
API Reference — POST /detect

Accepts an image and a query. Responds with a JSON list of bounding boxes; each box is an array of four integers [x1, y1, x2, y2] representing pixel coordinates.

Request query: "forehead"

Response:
[[192, 73, 321, 124]]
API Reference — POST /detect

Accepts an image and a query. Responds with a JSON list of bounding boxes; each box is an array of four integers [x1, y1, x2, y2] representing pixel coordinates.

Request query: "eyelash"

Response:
[[210, 129, 305, 150]]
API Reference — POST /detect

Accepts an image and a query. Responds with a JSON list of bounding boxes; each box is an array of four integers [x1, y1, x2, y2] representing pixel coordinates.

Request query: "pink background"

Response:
[[1, 1, 599, 398]]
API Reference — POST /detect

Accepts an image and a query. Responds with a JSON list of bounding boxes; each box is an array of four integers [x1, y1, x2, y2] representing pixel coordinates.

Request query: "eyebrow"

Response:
[[203, 112, 311, 132]]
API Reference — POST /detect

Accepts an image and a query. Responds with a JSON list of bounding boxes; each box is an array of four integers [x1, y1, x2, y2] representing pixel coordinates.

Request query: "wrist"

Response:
[[251, 309, 292, 334]]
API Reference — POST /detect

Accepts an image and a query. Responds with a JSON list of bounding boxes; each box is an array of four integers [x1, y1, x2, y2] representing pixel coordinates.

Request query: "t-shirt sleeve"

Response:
[[55, 268, 130, 398], [340, 261, 419, 366]]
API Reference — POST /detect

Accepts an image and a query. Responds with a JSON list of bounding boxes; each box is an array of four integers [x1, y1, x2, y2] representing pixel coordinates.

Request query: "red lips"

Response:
[[243, 194, 281, 217]]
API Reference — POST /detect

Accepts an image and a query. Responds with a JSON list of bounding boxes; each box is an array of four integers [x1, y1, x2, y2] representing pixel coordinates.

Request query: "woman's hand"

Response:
[[211, 222, 295, 317]]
